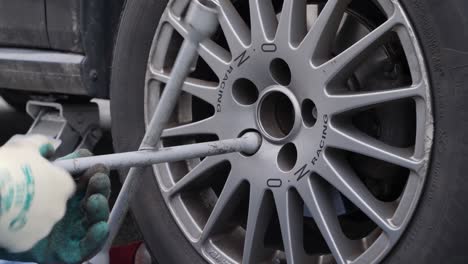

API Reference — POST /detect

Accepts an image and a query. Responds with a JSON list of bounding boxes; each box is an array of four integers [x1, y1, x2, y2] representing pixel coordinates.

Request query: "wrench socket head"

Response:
[[186, 0, 219, 41]]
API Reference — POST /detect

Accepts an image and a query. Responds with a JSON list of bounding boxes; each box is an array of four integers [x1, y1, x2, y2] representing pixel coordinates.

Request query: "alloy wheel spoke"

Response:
[[165, 9, 188, 38], [319, 154, 397, 235], [300, 0, 351, 59], [327, 126, 422, 172], [199, 39, 232, 78], [326, 82, 426, 114], [217, 0, 251, 54], [200, 173, 244, 242], [249, 0, 278, 41], [148, 68, 218, 105], [276, 0, 307, 45], [273, 189, 307, 264], [297, 179, 355, 264], [162, 116, 218, 138], [320, 16, 400, 83], [165, 9, 230, 77], [242, 189, 274, 264], [168, 155, 228, 196]]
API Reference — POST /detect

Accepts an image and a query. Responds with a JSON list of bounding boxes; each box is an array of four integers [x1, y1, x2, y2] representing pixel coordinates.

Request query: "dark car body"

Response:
[[0, 0, 124, 98]]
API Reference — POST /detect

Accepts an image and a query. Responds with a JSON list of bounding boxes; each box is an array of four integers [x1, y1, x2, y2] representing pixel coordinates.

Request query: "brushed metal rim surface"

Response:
[[144, 0, 433, 263]]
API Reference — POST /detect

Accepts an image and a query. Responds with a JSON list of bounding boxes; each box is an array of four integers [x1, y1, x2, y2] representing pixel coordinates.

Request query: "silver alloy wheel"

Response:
[[144, 0, 433, 263]]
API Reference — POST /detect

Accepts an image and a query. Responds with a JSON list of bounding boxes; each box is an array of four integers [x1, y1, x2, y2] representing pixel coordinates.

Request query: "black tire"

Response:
[[110, 0, 468, 263]]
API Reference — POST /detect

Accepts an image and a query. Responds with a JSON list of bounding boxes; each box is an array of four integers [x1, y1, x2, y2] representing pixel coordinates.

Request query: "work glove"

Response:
[[0, 135, 111, 263]]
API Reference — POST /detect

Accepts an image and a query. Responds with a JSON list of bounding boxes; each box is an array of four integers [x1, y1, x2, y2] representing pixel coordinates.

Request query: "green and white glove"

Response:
[[0, 135, 111, 263]]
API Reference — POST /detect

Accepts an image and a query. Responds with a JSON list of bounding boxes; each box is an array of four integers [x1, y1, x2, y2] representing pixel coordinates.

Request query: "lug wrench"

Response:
[[84, 0, 221, 260], [54, 132, 261, 174]]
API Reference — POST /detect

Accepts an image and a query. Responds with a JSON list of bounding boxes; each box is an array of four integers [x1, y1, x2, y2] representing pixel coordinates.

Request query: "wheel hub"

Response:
[[256, 85, 301, 143]]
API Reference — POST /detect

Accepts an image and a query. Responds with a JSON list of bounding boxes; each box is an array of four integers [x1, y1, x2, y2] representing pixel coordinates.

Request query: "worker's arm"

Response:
[[0, 135, 111, 263]]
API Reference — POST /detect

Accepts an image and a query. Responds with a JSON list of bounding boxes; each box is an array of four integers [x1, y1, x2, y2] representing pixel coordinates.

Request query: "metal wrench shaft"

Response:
[[99, 0, 219, 253], [54, 133, 261, 174]]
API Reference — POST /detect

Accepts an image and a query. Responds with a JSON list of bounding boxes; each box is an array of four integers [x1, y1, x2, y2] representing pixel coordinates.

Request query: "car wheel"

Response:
[[111, 0, 468, 263]]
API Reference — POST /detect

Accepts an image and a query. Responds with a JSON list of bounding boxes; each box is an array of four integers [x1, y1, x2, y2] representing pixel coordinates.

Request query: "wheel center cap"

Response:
[[256, 85, 301, 143]]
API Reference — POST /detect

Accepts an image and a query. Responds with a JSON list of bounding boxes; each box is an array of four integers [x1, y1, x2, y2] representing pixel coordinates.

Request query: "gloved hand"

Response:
[[0, 135, 111, 263]]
